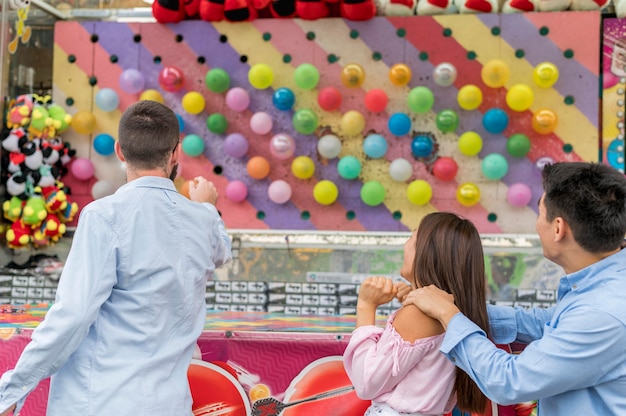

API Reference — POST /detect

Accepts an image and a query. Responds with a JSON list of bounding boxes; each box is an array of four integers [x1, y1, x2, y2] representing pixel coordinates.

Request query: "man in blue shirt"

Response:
[[404, 162, 626, 415], [0, 100, 232, 415]]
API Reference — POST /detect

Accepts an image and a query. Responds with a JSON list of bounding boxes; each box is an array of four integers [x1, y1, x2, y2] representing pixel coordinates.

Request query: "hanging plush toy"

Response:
[[500, 0, 536, 13], [415, 0, 456, 14], [267, 0, 298, 17], [296, 0, 331, 19], [455, 0, 498, 13], [199, 0, 226, 20], [152, 0, 202, 23], [339, 0, 377, 20], [6, 95, 34, 129], [376, 0, 416, 16], [224, 0, 259, 21]]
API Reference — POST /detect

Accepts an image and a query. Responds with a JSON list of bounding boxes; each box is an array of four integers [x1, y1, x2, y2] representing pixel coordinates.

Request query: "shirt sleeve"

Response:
[[202, 203, 232, 268], [343, 324, 441, 400], [488, 304, 555, 344], [441, 308, 626, 405], [0, 208, 119, 412]]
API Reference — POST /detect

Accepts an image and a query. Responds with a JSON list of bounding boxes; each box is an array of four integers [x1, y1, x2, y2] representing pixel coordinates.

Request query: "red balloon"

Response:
[[432, 156, 458, 181], [158, 66, 185, 92], [317, 87, 342, 112], [364, 89, 388, 113]]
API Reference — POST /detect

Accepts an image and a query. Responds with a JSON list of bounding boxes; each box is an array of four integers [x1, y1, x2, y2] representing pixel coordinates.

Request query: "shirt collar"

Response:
[[557, 245, 626, 300], [115, 176, 177, 194]]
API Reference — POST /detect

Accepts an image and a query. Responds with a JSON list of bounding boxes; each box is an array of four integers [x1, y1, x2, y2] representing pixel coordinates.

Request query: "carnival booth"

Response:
[[0, 0, 624, 414]]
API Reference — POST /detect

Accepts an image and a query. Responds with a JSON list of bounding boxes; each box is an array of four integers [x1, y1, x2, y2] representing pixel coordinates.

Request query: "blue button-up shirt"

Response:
[[441, 247, 626, 415], [0, 177, 232, 415]]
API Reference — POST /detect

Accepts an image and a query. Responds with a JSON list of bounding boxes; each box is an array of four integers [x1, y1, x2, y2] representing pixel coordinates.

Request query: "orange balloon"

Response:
[[341, 64, 365, 88], [179, 180, 191, 199], [247, 156, 271, 179], [389, 64, 412, 87], [531, 109, 558, 135]]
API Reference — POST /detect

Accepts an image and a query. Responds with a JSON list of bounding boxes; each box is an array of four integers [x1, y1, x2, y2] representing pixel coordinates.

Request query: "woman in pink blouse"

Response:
[[343, 212, 490, 416]]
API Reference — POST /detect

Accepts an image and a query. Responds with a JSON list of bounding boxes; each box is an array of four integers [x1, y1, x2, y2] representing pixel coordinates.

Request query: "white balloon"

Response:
[[91, 180, 117, 199], [389, 158, 413, 182], [317, 134, 342, 159]]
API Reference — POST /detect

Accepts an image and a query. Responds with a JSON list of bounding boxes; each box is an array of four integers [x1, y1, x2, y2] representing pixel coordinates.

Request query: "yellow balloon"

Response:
[[389, 63, 412, 87], [457, 85, 483, 110], [532, 108, 558, 135], [533, 62, 559, 88], [248, 63, 274, 90], [506, 84, 534, 112], [481, 59, 510, 88], [71, 110, 97, 135], [341, 64, 365, 88], [407, 180, 432, 206], [313, 180, 339, 205], [456, 183, 481, 207], [140, 89, 164, 103], [181, 91, 206, 115], [458, 131, 483, 156], [340, 110, 365, 136], [291, 155, 315, 179]]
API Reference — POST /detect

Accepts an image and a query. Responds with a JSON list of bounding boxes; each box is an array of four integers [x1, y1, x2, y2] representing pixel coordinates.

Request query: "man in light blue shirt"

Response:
[[0, 100, 232, 416], [404, 162, 626, 415]]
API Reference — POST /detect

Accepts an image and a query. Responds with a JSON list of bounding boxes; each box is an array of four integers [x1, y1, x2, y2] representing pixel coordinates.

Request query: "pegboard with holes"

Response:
[[53, 13, 601, 234]]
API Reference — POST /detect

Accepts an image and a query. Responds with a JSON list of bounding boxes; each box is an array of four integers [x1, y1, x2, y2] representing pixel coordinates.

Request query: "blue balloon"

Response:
[[93, 133, 116, 156], [482, 108, 509, 134], [363, 134, 388, 159], [388, 113, 412, 136], [273, 87, 296, 111], [176, 114, 185, 133], [411, 135, 434, 158], [95, 88, 119, 112]]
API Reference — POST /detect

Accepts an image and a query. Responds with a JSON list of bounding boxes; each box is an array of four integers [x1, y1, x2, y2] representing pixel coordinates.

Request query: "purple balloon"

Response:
[[119, 69, 145, 94], [223, 133, 249, 158]]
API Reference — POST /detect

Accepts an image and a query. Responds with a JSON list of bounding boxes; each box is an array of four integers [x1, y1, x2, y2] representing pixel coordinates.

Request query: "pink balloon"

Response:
[[269, 133, 295, 160], [250, 112, 273, 135], [225, 180, 248, 202], [507, 183, 533, 207], [71, 157, 95, 181], [223, 133, 249, 158], [268, 180, 292, 204], [225, 87, 250, 112]]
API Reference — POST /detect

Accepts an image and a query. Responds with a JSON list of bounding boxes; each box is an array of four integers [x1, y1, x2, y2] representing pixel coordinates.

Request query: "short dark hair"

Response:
[[118, 100, 180, 171], [411, 212, 489, 413], [542, 162, 626, 253]]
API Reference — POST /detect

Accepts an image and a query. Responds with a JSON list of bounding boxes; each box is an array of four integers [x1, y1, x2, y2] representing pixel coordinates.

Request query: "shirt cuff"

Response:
[[487, 304, 518, 344], [440, 313, 486, 354]]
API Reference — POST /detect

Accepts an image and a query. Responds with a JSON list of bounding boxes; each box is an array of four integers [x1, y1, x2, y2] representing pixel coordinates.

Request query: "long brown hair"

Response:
[[411, 212, 490, 413]]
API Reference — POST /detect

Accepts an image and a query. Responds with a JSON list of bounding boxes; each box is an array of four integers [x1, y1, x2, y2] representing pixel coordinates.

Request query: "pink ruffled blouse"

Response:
[[343, 311, 457, 415]]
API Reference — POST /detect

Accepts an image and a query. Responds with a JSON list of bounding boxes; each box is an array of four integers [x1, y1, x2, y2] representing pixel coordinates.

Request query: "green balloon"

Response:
[[507, 133, 531, 157], [337, 156, 362, 180], [294, 64, 320, 90], [182, 134, 205, 157], [205, 68, 230, 93], [407, 86, 434, 114], [436, 109, 459, 133], [206, 113, 228, 134], [292, 109, 319, 135], [360, 181, 386, 206]]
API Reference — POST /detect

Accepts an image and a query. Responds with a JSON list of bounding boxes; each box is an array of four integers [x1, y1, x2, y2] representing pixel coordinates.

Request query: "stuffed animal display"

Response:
[[153, 0, 610, 22], [1, 94, 78, 249]]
